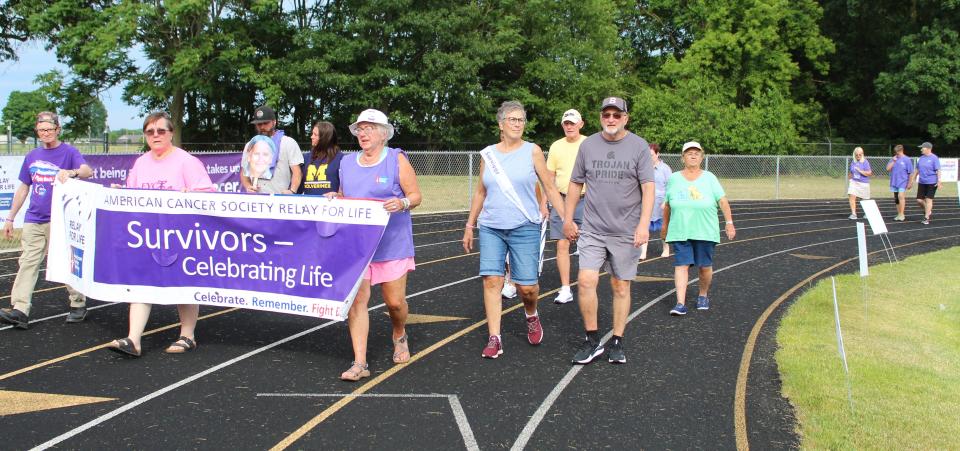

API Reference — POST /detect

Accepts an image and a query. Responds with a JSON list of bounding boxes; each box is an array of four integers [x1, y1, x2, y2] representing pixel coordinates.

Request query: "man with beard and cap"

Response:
[[241, 105, 303, 194], [563, 96, 655, 365]]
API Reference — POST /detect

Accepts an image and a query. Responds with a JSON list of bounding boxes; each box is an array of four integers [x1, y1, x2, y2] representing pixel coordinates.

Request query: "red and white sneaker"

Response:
[[526, 315, 544, 345], [481, 335, 503, 358]]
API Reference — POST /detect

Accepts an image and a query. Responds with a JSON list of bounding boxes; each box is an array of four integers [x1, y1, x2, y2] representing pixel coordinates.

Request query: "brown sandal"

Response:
[[164, 336, 197, 354], [392, 334, 410, 364], [340, 361, 370, 381]]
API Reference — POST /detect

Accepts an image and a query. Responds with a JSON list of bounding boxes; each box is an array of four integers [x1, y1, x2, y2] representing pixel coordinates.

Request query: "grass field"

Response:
[[775, 248, 960, 449]]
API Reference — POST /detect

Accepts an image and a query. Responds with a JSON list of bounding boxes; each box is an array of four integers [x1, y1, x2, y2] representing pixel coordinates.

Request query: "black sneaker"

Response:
[[65, 307, 87, 323], [571, 339, 604, 364], [607, 340, 626, 364], [0, 308, 29, 329]]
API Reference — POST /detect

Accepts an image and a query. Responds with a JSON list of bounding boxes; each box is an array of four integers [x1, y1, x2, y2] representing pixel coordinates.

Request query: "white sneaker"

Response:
[[848, 214, 857, 220], [554, 287, 574, 304], [501, 283, 517, 299]]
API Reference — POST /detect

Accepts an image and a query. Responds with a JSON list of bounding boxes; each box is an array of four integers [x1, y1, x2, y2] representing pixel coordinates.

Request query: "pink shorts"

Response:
[[364, 257, 416, 285]]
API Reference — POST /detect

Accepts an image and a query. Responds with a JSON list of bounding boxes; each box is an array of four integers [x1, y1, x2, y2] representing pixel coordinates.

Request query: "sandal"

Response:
[[107, 337, 141, 358], [340, 361, 370, 381], [392, 334, 411, 364], [164, 336, 197, 354]]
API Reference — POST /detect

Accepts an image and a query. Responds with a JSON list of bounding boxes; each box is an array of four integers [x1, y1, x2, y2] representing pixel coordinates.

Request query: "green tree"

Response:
[[876, 26, 960, 142], [1, 90, 55, 143], [0, 1, 28, 61], [33, 70, 107, 139]]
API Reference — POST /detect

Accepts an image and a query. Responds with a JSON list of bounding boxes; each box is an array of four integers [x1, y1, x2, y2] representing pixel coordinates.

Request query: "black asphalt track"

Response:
[[0, 199, 957, 450]]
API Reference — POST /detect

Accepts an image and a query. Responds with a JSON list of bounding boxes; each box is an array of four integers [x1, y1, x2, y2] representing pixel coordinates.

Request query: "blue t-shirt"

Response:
[[302, 152, 344, 195], [849, 160, 871, 183], [478, 141, 541, 230], [18, 143, 86, 223], [887, 156, 913, 189], [916, 154, 941, 185]]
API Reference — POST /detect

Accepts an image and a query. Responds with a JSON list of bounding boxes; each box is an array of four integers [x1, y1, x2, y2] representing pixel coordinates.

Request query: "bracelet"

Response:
[[726, 221, 734, 225], [465, 223, 476, 229], [400, 197, 410, 210]]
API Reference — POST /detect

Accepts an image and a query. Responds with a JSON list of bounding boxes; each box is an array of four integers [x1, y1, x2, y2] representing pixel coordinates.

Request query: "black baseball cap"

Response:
[[250, 106, 277, 124]]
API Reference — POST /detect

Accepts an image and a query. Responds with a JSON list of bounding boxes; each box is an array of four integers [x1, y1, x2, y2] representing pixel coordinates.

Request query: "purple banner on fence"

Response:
[[85, 153, 243, 192], [93, 209, 382, 301]]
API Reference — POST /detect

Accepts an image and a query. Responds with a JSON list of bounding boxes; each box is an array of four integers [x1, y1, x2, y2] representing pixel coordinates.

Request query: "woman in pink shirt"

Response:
[[107, 112, 214, 357]]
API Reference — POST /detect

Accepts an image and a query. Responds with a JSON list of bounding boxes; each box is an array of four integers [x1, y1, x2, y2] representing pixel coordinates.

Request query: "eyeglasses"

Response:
[[144, 128, 170, 136], [503, 117, 525, 126], [36, 128, 58, 134], [601, 112, 625, 120], [356, 125, 378, 136]]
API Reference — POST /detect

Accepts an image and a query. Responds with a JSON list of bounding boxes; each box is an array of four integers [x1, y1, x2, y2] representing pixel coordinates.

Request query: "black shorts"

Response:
[[917, 183, 938, 199]]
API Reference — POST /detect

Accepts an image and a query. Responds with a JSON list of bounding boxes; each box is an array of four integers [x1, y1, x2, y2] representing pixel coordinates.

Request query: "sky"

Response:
[[0, 43, 143, 131]]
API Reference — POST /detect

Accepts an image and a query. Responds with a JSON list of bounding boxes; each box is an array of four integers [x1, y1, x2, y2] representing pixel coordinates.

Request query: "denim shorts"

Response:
[[478, 222, 541, 285], [671, 240, 716, 268]]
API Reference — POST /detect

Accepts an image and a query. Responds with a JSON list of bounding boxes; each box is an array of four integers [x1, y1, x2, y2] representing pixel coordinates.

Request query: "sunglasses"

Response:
[[144, 128, 170, 136], [601, 112, 625, 120]]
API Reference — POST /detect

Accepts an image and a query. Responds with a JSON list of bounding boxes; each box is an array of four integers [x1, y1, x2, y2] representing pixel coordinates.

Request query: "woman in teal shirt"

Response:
[[661, 142, 736, 316]]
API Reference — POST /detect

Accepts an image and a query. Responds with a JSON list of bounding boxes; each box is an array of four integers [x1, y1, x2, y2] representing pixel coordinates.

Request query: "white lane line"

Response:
[[0, 268, 44, 278], [510, 224, 957, 450], [256, 393, 479, 451], [30, 273, 482, 451], [0, 303, 119, 332], [415, 239, 463, 249]]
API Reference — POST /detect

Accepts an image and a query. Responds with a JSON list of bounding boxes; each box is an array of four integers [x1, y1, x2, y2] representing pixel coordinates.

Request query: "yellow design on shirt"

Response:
[[306, 164, 329, 182], [688, 185, 702, 200]]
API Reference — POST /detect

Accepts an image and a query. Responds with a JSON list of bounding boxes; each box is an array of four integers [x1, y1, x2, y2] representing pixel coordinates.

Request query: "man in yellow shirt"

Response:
[[546, 109, 587, 304]]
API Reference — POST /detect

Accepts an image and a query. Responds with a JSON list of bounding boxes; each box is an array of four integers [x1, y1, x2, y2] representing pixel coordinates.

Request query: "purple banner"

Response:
[[93, 210, 382, 301], [85, 153, 243, 192]]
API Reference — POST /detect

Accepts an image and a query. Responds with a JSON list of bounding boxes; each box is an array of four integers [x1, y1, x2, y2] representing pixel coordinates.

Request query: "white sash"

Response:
[[480, 145, 541, 224]]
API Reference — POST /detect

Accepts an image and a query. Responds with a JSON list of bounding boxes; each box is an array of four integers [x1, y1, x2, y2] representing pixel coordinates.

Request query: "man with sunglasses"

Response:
[[0, 112, 93, 329], [241, 105, 303, 194], [563, 97, 654, 365]]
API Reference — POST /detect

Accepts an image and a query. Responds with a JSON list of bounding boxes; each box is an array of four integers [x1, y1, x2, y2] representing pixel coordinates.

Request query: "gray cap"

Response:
[[919, 141, 933, 149], [600, 96, 628, 113]]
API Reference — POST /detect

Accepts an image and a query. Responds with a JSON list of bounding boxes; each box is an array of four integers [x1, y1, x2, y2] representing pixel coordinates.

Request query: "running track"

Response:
[[0, 198, 957, 450]]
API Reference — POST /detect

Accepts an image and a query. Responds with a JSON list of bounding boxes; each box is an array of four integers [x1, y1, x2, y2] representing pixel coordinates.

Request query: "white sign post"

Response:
[[859, 199, 897, 263], [831, 277, 855, 411]]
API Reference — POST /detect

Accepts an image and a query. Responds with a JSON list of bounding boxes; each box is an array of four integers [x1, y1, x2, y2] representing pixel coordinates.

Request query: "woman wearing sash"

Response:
[[333, 109, 422, 381], [462, 101, 565, 359]]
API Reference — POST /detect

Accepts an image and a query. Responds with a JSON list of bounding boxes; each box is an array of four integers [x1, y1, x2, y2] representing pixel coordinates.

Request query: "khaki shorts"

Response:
[[577, 232, 640, 281]]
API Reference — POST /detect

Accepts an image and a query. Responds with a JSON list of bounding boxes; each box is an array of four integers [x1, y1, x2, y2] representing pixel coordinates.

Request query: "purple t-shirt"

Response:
[[887, 156, 913, 189], [18, 143, 86, 223], [916, 154, 941, 185], [849, 160, 871, 183]]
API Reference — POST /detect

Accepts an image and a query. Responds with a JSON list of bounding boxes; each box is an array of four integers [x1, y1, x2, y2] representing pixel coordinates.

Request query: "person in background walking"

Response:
[[662, 141, 735, 316], [546, 109, 586, 304], [912, 142, 941, 225], [886, 144, 913, 221], [639, 142, 671, 260], [847, 146, 872, 219]]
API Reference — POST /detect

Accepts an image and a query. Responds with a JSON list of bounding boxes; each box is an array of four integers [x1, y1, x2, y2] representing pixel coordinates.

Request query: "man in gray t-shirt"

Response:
[[563, 96, 654, 365], [242, 105, 304, 194]]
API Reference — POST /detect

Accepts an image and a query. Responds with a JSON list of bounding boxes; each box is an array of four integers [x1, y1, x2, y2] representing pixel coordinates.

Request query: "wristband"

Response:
[[401, 197, 410, 210], [465, 223, 476, 229], [725, 221, 734, 225]]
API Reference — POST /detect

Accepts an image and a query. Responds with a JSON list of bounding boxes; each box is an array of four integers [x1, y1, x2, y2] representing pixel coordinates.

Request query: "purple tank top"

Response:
[[340, 147, 415, 262]]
